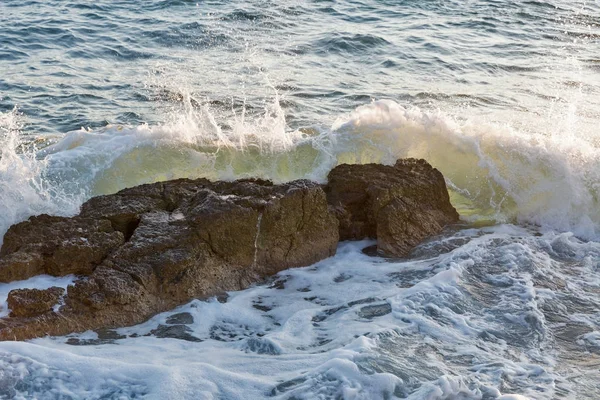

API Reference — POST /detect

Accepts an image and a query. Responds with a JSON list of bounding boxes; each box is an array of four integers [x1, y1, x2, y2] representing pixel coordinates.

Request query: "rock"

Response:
[[0, 215, 124, 281], [149, 324, 202, 342], [357, 303, 392, 319], [243, 337, 282, 355], [7, 287, 65, 317], [0, 159, 458, 341], [166, 312, 194, 325], [325, 158, 459, 257], [0, 178, 339, 340], [65, 328, 126, 346], [0, 253, 44, 283]]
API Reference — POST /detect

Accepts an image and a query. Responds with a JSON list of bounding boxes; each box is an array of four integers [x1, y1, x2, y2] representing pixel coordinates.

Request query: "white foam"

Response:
[[0, 227, 596, 398], [0, 109, 82, 246]]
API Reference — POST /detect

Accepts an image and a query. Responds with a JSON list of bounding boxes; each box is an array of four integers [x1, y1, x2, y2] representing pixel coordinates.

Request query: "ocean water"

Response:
[[0, 0, 599, 399]]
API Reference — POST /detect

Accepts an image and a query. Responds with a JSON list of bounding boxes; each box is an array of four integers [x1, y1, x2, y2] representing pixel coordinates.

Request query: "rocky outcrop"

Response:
[[0, 179, 339, 340], [0, 159, 458, 340], [325, 159, 459, 257]]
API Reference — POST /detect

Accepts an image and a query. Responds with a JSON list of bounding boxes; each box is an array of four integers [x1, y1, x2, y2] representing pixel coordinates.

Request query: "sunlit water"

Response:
[[0, 1, 599, 399]]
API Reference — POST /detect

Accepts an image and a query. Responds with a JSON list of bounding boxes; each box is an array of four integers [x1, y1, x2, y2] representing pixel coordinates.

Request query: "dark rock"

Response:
[[65, 328, 126, 346], [243, 337, 282, 355], [361, 244, 379, 257], [268, 277, 287, 290], [149, 324, 202, 342], [96, 328, 127, 341], [252, 304, 272, 312], [312, 305, 348, 323], [326, 158, 459, 257], [347, 297, 378, 307], [7, 287, 64, 317], [358, 303, 392, 319], [333, 273, 351, 283], [215, 293, 229, 304], [270, 376, 307, 396], [166, 312, 194, 325], [209, 322, 254, 342]]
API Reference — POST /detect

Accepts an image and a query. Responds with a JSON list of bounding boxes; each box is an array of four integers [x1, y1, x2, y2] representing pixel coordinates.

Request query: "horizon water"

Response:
[[0, 1, 599, 399]]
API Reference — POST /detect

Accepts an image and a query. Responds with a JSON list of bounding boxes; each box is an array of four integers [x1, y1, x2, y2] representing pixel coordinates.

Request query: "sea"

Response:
[[0, 0, 599, 399]]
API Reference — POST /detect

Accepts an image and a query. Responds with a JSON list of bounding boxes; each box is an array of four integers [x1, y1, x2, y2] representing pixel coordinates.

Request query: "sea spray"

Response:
[[2, 99, 599, 246], [0, 109, 82, 245], [332, 100, 600, 239]]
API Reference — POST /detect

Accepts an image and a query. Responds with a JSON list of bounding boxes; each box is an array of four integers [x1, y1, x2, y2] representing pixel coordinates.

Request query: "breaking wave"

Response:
[[2, 98, 599, 244]]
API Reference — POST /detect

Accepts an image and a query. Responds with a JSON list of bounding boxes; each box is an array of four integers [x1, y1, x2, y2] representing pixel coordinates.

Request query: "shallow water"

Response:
[[0, 0, 599, 399]]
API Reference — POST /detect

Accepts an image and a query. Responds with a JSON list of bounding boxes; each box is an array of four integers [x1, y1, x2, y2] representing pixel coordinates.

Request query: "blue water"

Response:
[[0, 1, 599, 399], [2, 0, 599, 135]]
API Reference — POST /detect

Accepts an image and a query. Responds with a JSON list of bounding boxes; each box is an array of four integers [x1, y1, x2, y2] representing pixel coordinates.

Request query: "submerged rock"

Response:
[[325, 158, 459, 257], [357, 303, 392, 319], [0, 159, 458, 340], [166, 312, 194, 325], [149, 324, 202, 342]]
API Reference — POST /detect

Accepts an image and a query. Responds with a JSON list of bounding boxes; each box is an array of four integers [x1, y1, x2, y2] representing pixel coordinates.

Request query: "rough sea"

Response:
[[1, 1, 599, 399]]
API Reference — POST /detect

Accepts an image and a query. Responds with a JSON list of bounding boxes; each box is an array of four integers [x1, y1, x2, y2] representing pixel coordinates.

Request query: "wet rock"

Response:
[[0, 178, 338, 340], [166, 312, 194, 325], [268, 277, 288, 290], [7, 287, 64, 317], [209, 322, 254, 342], [96, 328, 127, 341], [243, 337, 282, 355], [252, 303, 272, 312], [347, 297, 378, 307], [0, 159, 457, 340], [215, 293, 229, 304], [326, 158, 459, 257], [361, 244, 379, 257], [65, 329, 126, 346], [358, 303, 392, 319], [333, 273, 351, 283], [270, 376, 307, 396], [149, 324, 202, 342], [312, 305, 348, 323], [0, 216, 124, 281]]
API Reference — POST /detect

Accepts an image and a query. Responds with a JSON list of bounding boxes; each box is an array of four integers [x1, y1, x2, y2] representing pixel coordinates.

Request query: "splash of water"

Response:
[[332, 100, 600, 239], [0, 108, 83, 244], [1, 98, 599, 246]]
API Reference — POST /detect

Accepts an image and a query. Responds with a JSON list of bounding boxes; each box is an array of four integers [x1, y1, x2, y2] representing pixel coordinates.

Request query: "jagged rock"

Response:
[[7, 287, 65, 317], [326, 158, 459, 257], [166, 312, 194, 325], [357, 303, 392, 319], [0, 178, 339, 340], [0, 215, 124, 280], [0, 159, 459, 341], [149, 324, 202, 342]]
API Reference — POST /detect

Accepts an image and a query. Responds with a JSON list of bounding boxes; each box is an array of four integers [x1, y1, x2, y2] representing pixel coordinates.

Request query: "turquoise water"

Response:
[[0, 1, 599, 399]]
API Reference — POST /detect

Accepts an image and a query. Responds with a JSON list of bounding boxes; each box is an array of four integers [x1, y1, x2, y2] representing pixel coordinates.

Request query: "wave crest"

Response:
[[1, 99, 598, 244]]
